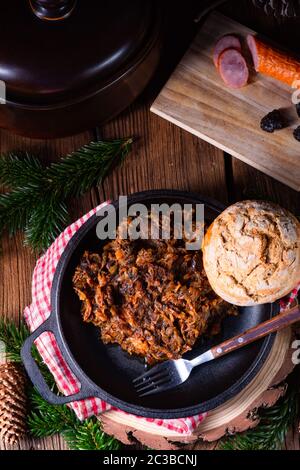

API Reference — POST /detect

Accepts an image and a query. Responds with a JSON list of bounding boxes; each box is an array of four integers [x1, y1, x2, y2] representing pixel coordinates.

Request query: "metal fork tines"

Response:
[[133, 351, 216, 397], [133, 359, 191, 397]]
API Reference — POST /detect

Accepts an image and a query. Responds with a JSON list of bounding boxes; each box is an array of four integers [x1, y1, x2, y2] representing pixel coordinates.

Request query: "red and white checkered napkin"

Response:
[[24, 203, 300, 436]]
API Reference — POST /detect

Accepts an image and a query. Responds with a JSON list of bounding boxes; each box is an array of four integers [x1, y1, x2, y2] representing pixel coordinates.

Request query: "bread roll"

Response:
[[202, 200, 300, 306]]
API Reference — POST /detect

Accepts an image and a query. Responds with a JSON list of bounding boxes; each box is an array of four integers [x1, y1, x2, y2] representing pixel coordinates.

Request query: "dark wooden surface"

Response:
[[0, 0, 299, 450]]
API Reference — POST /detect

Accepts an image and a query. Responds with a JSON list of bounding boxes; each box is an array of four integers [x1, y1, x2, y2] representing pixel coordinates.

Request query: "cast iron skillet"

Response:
[[21, 190, 278, 419]]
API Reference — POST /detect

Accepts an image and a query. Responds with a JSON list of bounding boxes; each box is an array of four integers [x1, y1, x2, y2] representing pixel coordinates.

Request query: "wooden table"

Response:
[[0, 0, 299, 450]]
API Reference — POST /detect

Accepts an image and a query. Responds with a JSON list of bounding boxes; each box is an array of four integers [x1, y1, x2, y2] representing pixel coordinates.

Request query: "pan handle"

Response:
[[21, 317, 98, 405]]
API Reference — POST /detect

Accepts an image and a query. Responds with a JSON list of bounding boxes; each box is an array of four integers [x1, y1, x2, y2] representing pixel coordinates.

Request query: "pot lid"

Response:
[[0, 0, 158, 106]]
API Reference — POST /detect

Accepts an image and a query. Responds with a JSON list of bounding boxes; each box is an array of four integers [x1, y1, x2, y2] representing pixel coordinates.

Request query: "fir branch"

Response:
[[0, 153, 44, 189], [0, 188, 39, 236], [0, 138, 133, 251], [28, 387, 121, 450], [28, 392, 78, 437], [46, 139, 133, 199], [0, 317, 29, 362], [24, 196, 69, 252], [219, 384, 300, 450], [63, 420, 121, 451]]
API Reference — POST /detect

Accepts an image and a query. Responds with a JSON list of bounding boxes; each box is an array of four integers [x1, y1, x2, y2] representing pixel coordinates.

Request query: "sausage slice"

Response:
[[213, 35, 242, 68], [218, 48, 249, 89]]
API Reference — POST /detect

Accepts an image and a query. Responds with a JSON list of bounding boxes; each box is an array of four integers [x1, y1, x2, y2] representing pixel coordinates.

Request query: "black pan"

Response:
[[21, 190, 278, 419]]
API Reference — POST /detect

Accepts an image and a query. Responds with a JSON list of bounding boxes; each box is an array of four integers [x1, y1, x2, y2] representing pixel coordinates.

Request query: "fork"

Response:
[[133, 304, 300, 397]]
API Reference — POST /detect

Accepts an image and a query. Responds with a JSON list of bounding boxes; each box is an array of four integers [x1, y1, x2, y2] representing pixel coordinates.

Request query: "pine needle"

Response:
[[0, 188, 39, 236], [0, 317, 29, 362], [46, 139, 133, 198], [28, 382, 121, 450], [28, 393, 78, 438], [0, 152, 44, 189], [63, 420, 121, 451], [0, 138, 133, 251], [24, 196, 69, 252]]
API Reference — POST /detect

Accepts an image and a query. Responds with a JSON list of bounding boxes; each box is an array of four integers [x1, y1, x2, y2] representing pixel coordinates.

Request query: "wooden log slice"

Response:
[[98, 327, 296, 449]]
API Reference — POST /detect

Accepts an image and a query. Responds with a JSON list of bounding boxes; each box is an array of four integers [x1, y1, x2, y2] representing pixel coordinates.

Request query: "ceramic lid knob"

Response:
[[30, 0, 77, 20]]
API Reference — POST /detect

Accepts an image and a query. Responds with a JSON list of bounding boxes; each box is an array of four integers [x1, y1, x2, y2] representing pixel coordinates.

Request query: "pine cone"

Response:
[[252, 0, 300, 17], [0, 363, 28, 446]]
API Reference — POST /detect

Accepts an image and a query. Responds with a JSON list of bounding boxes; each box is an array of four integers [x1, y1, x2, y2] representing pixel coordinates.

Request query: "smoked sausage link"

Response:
[[247, 34, 300, 87]]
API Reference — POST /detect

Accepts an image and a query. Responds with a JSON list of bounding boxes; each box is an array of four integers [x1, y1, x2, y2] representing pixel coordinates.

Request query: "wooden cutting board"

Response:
[[151, 12, 300, 191]]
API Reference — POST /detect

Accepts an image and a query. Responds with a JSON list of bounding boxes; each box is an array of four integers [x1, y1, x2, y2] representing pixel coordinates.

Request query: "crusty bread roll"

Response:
[[202, 200, 300, 306]]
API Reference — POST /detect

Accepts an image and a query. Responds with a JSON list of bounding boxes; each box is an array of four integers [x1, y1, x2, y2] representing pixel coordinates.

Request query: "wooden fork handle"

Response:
[[211, 305, 300, 359]]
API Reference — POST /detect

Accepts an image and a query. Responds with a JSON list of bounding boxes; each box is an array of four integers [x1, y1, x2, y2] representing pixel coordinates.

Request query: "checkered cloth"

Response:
[[24, 203, 300, 435]]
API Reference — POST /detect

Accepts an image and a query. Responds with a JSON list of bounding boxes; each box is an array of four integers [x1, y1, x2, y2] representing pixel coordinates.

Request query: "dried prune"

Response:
[[260, 109, 285, 133]]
